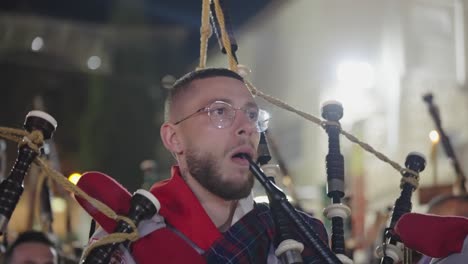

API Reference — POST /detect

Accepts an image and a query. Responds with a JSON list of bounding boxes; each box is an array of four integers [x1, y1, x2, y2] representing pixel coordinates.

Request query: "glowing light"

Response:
[[68, 172, 82, 185], [429, 130, 440, 143], [87, 56, 101, 70], [324, 60, 376, 124], [337, 61, 375, 89], [31, 37, 44, 51], [282, 176, 292, 186], [51, 197, 67, 213]]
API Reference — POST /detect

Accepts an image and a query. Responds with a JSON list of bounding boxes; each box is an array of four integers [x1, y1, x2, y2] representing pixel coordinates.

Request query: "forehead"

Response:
[[187, 76, 255, 106]]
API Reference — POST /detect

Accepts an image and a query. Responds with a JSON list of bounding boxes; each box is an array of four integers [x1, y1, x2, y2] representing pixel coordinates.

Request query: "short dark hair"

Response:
[[164, 68, 245, 121], [4, 230, 56, 263]]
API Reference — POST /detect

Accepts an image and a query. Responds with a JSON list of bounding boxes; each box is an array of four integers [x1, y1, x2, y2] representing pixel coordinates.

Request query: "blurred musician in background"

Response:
[[3, 230, 58, 264]]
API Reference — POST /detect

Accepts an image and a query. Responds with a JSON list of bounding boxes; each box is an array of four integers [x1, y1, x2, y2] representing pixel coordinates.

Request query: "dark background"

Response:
[[0, 0, 272, 191]]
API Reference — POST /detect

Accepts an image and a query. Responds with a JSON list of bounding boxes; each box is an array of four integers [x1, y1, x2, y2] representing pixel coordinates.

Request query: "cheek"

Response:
[[252, 133, 261, 147], [186, 130, 228, 153]]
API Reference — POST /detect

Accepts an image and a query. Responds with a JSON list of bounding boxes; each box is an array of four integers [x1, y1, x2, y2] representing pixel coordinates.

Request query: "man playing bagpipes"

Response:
[[77, 68, 330, 263]]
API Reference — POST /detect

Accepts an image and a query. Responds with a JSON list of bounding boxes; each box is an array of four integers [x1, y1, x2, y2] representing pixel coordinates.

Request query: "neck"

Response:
[[183, 171, 238, 232]]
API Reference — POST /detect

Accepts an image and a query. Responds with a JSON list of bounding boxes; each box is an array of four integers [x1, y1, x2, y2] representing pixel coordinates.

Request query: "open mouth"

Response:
[[231, 152, 252, 166]]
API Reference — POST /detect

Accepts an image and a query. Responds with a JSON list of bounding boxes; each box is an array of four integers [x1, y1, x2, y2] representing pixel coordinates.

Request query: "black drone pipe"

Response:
[[422, 93, 466, 194], [380, 153, 426, 264], [321, 101, 347, 255], [257, 132, 303, 264], [0, 111, 57, 234], [243, 153, 342, 264]]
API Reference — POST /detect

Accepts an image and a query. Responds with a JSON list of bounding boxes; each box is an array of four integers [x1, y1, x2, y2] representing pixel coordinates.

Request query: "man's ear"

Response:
[[160, 122, 183, 154]]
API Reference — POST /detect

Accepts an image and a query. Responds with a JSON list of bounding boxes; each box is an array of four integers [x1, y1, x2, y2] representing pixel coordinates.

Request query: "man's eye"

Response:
[[247, 110, 259, 121], [212, 107, 227, 116]]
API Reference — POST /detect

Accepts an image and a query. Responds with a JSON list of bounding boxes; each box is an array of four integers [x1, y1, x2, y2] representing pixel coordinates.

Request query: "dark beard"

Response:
[[185, 148, 254, 200]]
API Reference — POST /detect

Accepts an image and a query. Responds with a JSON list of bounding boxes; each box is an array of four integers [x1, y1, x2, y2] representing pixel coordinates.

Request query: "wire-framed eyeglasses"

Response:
[[173, 100, 270, 132]]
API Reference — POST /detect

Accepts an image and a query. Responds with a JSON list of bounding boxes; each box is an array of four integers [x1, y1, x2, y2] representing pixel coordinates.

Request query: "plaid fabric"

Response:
[[204, 203, 329, 264]]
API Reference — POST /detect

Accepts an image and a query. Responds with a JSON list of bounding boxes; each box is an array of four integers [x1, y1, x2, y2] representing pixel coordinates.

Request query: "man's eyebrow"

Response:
[[244, 101, 259, 109], [210, 98, 258, 108]]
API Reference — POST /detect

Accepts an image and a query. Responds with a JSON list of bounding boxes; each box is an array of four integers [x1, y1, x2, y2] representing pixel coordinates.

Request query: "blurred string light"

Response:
[[68, 172, 82, 185], [429, 130, 440, 143], [337, 61, 375, 89], [31, 36, 44, 52], [87, 56, 101, 70], [51, 197, 67, 213]]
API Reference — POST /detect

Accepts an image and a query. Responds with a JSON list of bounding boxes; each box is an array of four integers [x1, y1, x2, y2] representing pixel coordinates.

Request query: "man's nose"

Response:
[[235, 110, 257, 135]]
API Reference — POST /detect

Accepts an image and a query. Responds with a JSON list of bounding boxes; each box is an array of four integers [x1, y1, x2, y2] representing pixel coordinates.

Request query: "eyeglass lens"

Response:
[[208, 101, 269, 132]]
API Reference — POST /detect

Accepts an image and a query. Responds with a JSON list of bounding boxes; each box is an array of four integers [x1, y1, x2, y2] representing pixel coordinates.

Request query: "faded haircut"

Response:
[[164, 68, 244, 122]]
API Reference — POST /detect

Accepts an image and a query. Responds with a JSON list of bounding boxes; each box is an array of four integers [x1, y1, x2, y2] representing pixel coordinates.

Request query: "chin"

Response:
[[229, 169, 251, 182], [229, 171, 254, 187]]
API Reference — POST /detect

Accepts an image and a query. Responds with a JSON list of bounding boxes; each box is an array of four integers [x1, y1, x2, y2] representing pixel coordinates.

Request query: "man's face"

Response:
[[9, 242, 57, 264], [175, 76, 261, 200]]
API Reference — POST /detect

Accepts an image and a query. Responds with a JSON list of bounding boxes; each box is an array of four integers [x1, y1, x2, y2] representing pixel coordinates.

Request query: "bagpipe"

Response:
[[200, 1, 423, 263], [1, 1, 467, 264], [0, 101, 463, 264], [194, 1, 468, 263], [0, 110, 84, 263], [406, 93, 468, 263], [0, 110, 57, 234], [0, 111, 207, 264]]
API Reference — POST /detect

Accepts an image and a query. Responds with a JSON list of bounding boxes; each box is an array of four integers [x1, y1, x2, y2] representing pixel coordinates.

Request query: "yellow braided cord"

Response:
[[35, 158, 139, 247], [0, 127, 43, 152], [34, 158, 127, 223], [212, 0, 237, 71], [0, 127, 138, 248], [245, 80, 323, 124], [20, 130, 44, 152], [0, 127, 27, 141], [198, 0, 211, 70], [244, 81, 420, 181], [0, 127, 28, 136], [400, 173, 420, 190]]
